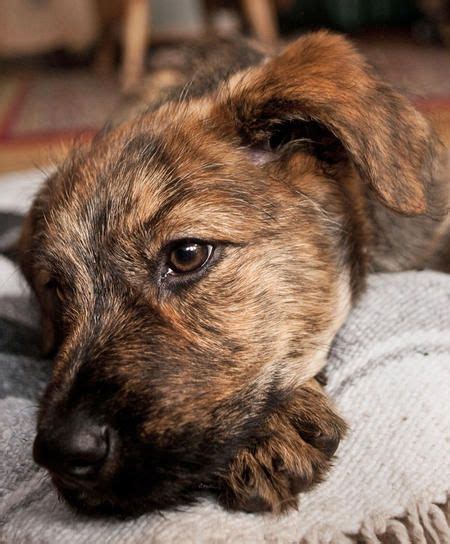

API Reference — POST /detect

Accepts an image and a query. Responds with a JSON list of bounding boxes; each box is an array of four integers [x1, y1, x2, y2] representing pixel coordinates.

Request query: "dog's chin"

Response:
[[56, 484, 163, 518]]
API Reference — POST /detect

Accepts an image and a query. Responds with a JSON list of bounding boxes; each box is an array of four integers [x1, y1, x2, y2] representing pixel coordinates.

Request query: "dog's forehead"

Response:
[[46, 114, 277, 252]]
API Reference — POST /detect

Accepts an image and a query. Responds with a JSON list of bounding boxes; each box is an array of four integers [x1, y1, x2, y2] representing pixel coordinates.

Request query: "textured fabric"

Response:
[[0, 170, 449, 543]]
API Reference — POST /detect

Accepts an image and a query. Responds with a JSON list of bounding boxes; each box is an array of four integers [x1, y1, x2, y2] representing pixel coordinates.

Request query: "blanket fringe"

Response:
[[301, 495, 449, 544]]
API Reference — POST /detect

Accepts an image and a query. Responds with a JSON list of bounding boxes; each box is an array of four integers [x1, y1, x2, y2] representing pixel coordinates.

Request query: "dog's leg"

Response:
[[218, 378, 347, 513]]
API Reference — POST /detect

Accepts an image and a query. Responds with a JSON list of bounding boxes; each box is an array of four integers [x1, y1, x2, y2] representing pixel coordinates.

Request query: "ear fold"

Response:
[[214, 31, 436, 215]]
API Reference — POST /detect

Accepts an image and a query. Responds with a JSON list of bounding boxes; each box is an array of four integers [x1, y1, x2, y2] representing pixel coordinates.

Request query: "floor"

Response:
[[0, 69, 118, 172], [1, 32, 450, 173]]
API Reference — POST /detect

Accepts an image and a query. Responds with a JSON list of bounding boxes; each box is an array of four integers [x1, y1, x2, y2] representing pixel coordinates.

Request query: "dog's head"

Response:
[[19, 32, 435, 515]]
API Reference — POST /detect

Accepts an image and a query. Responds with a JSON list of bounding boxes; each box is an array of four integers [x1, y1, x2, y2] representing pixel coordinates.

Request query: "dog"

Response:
[[17, 31, 449, 516]]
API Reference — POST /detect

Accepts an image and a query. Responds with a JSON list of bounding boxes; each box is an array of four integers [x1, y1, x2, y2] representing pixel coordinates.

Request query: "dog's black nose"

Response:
[[33, 418, 109, 480]]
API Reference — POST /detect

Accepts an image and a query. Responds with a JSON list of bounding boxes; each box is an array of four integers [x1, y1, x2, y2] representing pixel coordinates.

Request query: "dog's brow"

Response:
[[120, 133, 162, 165], [143, 184, 197, 232], [118, 131, 198, 182]]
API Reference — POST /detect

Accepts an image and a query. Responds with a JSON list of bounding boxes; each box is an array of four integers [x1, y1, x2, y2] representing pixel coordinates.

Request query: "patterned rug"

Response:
[[0, 34, 450, 172], [0, 70, 118, 172]]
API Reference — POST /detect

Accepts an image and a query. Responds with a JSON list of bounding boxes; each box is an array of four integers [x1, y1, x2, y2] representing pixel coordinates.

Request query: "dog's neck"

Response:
[[286, 153, 448, 290]]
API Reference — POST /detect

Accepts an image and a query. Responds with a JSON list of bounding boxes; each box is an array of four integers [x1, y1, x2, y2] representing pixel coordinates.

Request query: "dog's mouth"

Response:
[[52, 473, 141, 517], [51, 473, 115, 514], [51, 468, 217, 517], [59, 487, 121, 516]]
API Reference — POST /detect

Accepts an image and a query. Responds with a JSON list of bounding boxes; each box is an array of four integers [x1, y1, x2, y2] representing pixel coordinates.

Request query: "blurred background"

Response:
[[0, 0, 449, 173]]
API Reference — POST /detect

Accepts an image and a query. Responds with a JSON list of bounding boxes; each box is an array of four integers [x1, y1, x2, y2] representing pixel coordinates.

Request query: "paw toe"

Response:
[[298, 421, 341, 457]]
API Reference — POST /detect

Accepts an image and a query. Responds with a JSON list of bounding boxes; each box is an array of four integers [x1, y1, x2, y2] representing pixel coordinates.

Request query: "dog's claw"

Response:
[[314, 431, 340, 457]]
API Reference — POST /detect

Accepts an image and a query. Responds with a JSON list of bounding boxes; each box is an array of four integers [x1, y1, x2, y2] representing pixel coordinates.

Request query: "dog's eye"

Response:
[[167, 241, 213, 274], [55, 286, 64, 303], [45, 280, 64, 302]]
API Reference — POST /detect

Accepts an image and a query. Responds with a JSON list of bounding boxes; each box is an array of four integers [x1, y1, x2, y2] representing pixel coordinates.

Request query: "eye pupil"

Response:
[[174, 245, 197, 264], [169, 242, 211, 274]]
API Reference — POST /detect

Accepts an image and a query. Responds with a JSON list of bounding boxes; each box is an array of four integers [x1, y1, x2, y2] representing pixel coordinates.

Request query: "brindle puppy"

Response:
[[17, 32, 449, 515]]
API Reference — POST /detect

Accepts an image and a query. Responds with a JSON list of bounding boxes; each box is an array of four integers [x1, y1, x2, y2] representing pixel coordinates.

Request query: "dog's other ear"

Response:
[[17, 184, 58, 357], [213, 31, 436, 215]]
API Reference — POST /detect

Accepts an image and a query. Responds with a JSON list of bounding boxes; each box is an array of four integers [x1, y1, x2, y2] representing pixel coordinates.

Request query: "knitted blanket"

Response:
[[0, 170, 449, 543]]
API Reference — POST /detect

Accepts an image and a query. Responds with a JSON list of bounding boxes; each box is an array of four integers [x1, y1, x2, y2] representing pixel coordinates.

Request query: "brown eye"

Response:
[[168, 241, 213, 274], [45, 280, 64, 302], [55, 285, 64, 302]]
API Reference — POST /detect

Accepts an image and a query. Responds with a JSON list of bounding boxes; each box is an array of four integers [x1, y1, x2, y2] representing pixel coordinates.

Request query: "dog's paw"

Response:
[[218, 380, 347, 513]]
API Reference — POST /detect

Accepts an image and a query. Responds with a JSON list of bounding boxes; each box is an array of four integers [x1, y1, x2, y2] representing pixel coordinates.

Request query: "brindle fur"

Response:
[[18, 31, 449, 515]]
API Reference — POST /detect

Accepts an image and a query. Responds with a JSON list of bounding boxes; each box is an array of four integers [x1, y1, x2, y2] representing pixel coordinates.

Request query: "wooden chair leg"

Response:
[[240, 0, 278, 44], [121, 0, 150, 93]]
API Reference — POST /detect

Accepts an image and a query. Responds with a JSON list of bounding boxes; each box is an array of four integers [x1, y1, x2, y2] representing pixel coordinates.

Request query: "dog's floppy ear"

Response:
[[214, 31, 435, 215]]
